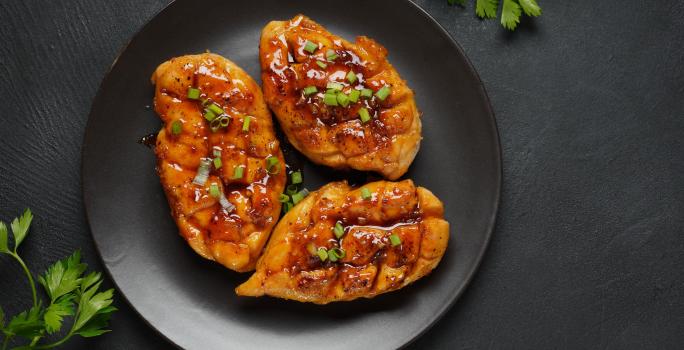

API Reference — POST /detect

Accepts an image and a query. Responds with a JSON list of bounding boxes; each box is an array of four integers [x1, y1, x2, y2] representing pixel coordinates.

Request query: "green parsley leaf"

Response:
[[501, 0, 522, 30], [43, 295, 74, 334], [519, 0, 541, 16], [38, 250, 87, 303], [0, 221, 9, 254], [6, 304, 44, 339], [476, 0, 499, 19], [73, 280, 115, 333], [10, 208, 33, 251], [75, 305, 116, 338]]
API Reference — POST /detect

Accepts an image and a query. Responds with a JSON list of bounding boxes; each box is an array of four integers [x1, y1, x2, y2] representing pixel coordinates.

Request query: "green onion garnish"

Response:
[[242, 116, 251, 132], [213, 149, 221, 157], [328, 247, 345, 262], [204, 110, 217, 122], [291, 171, 302, 184], [278, 193, 290, 203], [333, 222, 344, 239], [187, 87, 200, 100], [348, 90, 360, 103], [389, 234, 402, 247], [210, 118, 222, 132], [303, 40, 317, 54], [266, 156, 280, 174], [213, 157, 222, 169], [375, 86, 391, 101], [171, 120, 182, 135], [358, 107, 371, 123], [326, 82, 344, 91], [286, 184, 298, 195], [360, 88, 373, 98], [346, 71, 357, 84], [303, 86, 318, 96], [219, 116, 230, 127], [336, 92, 350, 107], [326, 49, 338, 61], [193, 158, 212, 185], [317, 247, 328, 262], [283, 202, 293, 213], [316, 61, 327, 69], [207, 103, 224, 115], [231, 166, 244, 179], [291, 189, 309, 205], [361, 187, 371, 199], [209, 183, 220, 198], [323, 92, 338, 106]]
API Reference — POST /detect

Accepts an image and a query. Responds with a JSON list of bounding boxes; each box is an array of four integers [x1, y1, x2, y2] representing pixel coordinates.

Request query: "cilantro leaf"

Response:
[[43, 295, 75, 334], [10, 209, 33, 250], [501, 0, 522, 30], [0, 221, 8, 254], [476, 0, 499, 19], [38, 250, 87, 302], [5, 304, 44, 339], [519, 0, 541, 16]]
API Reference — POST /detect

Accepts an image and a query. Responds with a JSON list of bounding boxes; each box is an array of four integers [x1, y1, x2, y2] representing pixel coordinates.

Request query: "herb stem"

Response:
[[2, 335, 11, 350], [11, 252, 38, 307], [33, 333, 73, 349]]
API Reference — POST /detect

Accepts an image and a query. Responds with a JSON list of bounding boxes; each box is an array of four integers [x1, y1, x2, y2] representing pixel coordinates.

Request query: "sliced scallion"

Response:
[[207, 103, 224, 115], [171, 120, 182, 135], [278, 193, 290, 203], [358, 107, 371, 123], [219, 115, 230, 127], [316, 61, 327, 69], [231, 166, 244, 180], [360, 88, 373, 98], [336, 92, 350, 107], [213, 157, 222, 169], [317, 247, 328, 262], [389, 234, 402, 247], [291, 188, 309, 205], [213, 149, 221, 157], [326, 49, 338, 61], [333, 222, 344, 239], [219, 193, 235, 212], [192, 158, 212, 186], [283, 202, 293, 213], [303, 40, 317, 54], [187, 87, 200, 100], [326, 82, 343, 91], [266, 156, 280, 174], [242, 116, 251, 132], [375, 86, 391, 101], [291, 171, 302, 184], [348, 90, 360, 103], [286, 184, 298, 195], [209, 182, 220, 198], [346, 71, 357, 84], [204, 110, 217, 122], [328, 247, 345, 261], [323, 92, 338, 106], [303, 86, 318, 96], [360, 187, 371, 200]]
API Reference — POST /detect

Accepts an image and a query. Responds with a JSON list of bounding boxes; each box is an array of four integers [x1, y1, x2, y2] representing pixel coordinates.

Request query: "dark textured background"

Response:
[[1, 0, 682, 349]]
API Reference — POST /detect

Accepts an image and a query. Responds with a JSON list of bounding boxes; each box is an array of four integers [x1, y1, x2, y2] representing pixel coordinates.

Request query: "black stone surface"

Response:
[[0, 0, 682, 349]]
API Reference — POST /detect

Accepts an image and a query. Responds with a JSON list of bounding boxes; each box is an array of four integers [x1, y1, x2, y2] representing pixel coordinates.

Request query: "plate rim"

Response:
[[81, 0, 502, 348]]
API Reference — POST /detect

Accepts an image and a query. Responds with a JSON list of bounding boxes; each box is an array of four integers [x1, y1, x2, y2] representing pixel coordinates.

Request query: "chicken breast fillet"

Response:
[[151, 53, 286, 272], [260, 15, 422, 180], [236, 180, 449, 304]]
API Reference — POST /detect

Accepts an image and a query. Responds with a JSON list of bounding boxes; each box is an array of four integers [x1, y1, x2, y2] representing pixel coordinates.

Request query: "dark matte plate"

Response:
[[82, 0, 501, 348]]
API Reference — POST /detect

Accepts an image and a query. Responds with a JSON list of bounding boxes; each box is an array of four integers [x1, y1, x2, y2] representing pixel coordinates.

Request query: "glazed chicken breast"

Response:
[[236, 180, 449, 304], [151, 53, 286, 272], [260, 15, 422, 180]]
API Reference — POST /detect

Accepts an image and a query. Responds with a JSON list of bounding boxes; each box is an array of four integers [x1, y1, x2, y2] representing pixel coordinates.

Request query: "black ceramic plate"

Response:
[[82, 0, 501, 349]]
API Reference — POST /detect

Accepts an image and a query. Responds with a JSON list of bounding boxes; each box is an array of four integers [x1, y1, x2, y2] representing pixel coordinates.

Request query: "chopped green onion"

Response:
[[326, 49, 338, 61], [213, 157, 222, 169], [219, 115, 230, 127], [348, 90, 360, 103], [208, 103, 224, 115], [389, 234, 402, 247], [171, 120, 182, 135], [231, 166, 244, 179], [210, 118, 222, 132], [266, 156, 280, 174], [336, 92, 350, 107], [317, 247, 328, 262], [291, 171, 302, 184], [303, 86, 318, 96], [187, 87, 200, 100], [360, 187, 372, 199], [316, 61, 327, 69], [326, 82, 344, 91], [291, 189, 309, 205], [358, 107, 371, 123], [328, 247, 345, 262], [213, 149, 221, 157], [242, 116, 251, 132], [346, 71, 357, 84], [283, 202, 293, 213], [209, 183, 220, 198], [219, 193, 235, 212], [303, 40, 317, 53], [278, 193, 290, 203], [360, 88, 373, 98], [286, 184, 298, 195], [333, 222, 344, 239], [375, 86, 391, 101], [192, 158, 212, 185], [323, 92, 338, 106], [204, 109, 217, 122]]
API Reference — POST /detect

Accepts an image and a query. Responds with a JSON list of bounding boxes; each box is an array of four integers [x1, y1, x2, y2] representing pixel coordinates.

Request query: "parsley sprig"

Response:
[[448, 0, 542, 31], [0, 209, 116, 349]]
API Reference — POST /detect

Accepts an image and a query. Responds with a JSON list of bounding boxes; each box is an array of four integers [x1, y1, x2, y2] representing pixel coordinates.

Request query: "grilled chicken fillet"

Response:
[[260, 15, 422, 180], [236, 180, 449, 304], [151, 53, 286, 272]]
